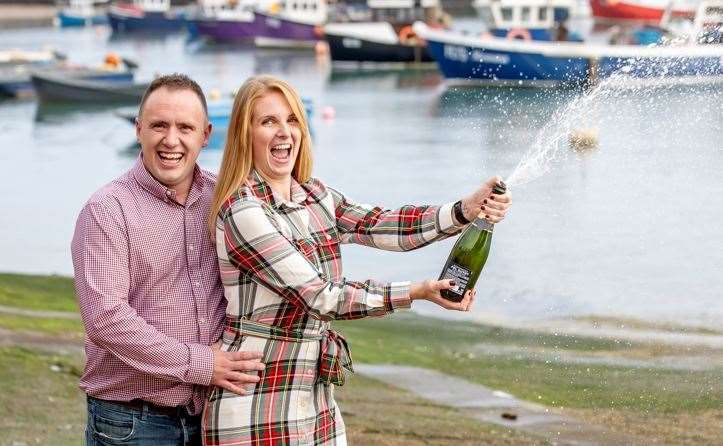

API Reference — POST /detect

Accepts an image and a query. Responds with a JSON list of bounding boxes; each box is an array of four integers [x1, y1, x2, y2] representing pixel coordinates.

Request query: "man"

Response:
[[72, 73, 264, 446]]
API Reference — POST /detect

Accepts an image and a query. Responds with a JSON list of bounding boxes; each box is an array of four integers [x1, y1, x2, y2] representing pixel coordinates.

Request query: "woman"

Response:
[[203, 75, 511, 446]]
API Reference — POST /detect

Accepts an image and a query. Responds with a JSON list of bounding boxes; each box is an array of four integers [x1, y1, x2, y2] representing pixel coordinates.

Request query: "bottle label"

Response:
[[441, 262, 471, 297]]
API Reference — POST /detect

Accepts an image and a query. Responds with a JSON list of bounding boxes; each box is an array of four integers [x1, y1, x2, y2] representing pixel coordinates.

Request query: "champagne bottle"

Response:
[[439, 182, 506, 302]]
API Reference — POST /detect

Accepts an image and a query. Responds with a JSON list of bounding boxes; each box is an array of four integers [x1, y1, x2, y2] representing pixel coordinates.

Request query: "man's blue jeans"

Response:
[[85, 397, 201, 446]]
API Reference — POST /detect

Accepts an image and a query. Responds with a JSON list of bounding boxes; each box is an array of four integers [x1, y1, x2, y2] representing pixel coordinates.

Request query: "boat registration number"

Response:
[[443, 45, 510, 65]]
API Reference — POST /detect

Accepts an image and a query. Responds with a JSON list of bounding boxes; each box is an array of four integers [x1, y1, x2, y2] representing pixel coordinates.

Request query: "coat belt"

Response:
[[224, 319, 354, 386]]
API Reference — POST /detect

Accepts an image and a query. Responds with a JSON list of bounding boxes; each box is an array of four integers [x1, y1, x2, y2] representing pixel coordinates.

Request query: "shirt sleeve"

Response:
[[71, 201, 214, 386], [328, 187, 465, 251], [220, 199, 411, 321]]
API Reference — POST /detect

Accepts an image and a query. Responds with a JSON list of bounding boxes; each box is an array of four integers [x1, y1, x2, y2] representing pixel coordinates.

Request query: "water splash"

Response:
[[504, 55, 723, 188], [504, 83, 605, 188]]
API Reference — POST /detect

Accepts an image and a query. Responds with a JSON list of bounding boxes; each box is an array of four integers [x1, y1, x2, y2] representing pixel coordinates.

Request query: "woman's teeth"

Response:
[[271, 144, 291, 161]]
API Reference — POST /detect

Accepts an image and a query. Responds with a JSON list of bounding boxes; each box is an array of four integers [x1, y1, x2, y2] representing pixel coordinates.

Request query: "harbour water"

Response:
[[1, 25, 721, 330]]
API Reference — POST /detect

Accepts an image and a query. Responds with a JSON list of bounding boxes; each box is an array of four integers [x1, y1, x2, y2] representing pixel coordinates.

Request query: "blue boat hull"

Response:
[[109, 10, 186, 32], [57, 11, 108, 27], [423, 33, 723, 86], [426, 40, 589, 85]]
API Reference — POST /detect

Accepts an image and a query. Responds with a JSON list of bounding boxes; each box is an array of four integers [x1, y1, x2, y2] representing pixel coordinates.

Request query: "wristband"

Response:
[[453, 200, 471, 225]]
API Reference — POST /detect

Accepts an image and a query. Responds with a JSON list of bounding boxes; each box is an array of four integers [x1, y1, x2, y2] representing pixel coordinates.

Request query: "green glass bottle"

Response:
[[439, 182, 506, 302]]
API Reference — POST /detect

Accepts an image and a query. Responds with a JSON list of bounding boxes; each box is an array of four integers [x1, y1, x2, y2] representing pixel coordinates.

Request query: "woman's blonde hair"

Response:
[[209, 75, 313, 235]]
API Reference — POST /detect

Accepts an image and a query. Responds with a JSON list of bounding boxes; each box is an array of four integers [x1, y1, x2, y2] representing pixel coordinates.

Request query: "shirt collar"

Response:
[[247, 169, 310, 209], [132, 155, 204, 206]]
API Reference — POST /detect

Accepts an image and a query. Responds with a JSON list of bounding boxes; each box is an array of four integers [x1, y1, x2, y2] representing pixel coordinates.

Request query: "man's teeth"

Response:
[[159, 152, 183, 160]]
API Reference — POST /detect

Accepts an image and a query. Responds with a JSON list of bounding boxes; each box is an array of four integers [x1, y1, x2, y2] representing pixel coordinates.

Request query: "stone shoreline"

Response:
[[0, 4, 56, 29]]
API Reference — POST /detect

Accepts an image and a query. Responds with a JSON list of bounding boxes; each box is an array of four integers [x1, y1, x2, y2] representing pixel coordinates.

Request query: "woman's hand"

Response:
[[410, 279, 476, 311], [460, 176, 512, 224]]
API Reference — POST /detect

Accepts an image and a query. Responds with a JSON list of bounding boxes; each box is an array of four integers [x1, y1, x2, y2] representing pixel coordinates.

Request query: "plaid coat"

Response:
[[202, 171, 462, 446]]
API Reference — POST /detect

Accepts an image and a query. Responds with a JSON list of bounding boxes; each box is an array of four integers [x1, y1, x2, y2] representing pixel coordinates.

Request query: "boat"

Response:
[[0, 53, 136, 98], [0, 49, 64, 98], [55, 0, 109, 27], [323, 0, 447, 66], [31, 72, 149, 103], [589, 0, 698, 23], [108, 0, 187, 32], [414, 0, 723, 86], [472, 0, 581, 41], [252, 0, 328, 48], [188, 0, 266, 43]]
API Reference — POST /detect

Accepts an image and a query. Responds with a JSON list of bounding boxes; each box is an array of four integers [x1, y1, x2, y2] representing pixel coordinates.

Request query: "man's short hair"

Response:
[[137, 73, 208, 119]]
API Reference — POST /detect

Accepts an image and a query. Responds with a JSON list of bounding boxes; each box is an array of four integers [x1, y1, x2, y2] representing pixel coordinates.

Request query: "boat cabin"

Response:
[[125, 0, 171, 13], [265, 0, 328, 25], [473, 0, 576, 40]]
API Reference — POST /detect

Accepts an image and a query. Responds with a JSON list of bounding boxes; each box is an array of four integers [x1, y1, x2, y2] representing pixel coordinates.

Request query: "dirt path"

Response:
[[356, 364, 634, 446]]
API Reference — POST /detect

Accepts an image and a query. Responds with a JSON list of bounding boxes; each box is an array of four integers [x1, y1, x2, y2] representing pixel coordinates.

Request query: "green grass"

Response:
[[0, 272, 78, 312], [336, 315, 722, 414], [0, 346, 86, 446], [1, 272, 721, 444], [0, 313, 84, 338]]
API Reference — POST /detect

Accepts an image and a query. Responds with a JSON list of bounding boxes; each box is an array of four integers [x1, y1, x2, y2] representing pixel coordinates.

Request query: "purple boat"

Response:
[[189, 0, 261, 42], [189, 10, 261, 42], [253, 9, 323, 48], [192, 0, 327, 47]]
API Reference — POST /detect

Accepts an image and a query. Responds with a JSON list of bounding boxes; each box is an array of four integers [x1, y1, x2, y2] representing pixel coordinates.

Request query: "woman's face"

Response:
[[251, 90, 302, 185]]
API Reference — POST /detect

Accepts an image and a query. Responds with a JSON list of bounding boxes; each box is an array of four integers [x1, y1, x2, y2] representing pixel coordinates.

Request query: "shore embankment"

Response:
[[1, 272, 721, 445], [0, 4, 55, 29]]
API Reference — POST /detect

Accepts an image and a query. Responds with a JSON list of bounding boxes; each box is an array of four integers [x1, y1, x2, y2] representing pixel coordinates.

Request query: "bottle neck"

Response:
[[471, 216, 494, 232]]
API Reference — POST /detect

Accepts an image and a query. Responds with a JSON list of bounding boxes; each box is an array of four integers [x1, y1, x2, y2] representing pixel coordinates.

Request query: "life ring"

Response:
[[398, 25, 416, 43], [506, 28, 532, 41]]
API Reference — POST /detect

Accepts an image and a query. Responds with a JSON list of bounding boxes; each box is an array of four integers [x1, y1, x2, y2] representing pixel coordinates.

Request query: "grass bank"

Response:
[[1, 272, 721, 444]]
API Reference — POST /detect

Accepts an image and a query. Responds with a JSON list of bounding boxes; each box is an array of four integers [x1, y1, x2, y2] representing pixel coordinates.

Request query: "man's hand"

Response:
[[460, 176, 512, 224], [210, 345, 265, 395], [410, 279, 476, 312]]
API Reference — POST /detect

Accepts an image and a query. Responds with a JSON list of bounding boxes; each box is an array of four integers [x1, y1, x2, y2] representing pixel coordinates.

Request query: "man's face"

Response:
[[136, 87, 211, 195]]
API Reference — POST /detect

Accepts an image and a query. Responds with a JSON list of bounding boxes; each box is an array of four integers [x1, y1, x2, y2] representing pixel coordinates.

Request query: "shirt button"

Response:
[[194, 281, 201, 287], [165, 190, 173, 196], [325, 234, 332, 241], [306, 368, 314, 375], [199, 317, 206, 324], [188, 245, 194, 252]]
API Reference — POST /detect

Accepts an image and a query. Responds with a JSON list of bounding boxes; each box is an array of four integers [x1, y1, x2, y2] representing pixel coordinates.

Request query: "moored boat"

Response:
[[0, 49, 63, 98], [189, 0, 265, 42], [108, 0, 187, 32], [252, 0, 328, 48], [324, 0, 447, 66], [0, 53, 136, 98], [31, 72, 149, 103], [589, 0, 697, 23], [56, 0, 109, 27], [415, 0, 723, 87]]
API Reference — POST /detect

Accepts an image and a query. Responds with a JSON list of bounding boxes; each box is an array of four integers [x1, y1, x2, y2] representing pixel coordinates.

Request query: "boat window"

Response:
[[302, 2, 307, 9], [521, 6, 531, 22], [311, 3, 316, 10], [501, 7, 513, 22], [539, 7, 547, 21]]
